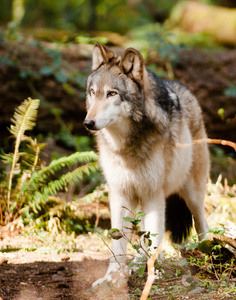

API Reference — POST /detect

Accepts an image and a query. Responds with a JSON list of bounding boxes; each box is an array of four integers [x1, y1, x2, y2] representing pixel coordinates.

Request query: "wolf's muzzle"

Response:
[[83, 119, 95, 130]]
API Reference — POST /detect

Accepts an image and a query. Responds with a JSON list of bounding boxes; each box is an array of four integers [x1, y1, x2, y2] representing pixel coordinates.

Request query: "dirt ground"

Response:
[[0, 227, 138, 300], [0, 251, 111, 300], [0, 231, 114, 300], [1, 231, 236, 300]]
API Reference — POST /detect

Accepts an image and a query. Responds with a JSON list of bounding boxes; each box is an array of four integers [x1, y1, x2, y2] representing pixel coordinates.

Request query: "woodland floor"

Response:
[[0, 231, 110, 300], [0, 251, 109, 300], [0, 231, 236, 300]]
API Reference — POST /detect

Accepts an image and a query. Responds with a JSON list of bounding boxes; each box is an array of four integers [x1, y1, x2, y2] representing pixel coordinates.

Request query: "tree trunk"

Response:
[[12, 0, 25, 25]]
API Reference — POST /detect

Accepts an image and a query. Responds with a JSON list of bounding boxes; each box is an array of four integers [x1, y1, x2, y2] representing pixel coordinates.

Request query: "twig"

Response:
[[95, 189, 100, 228], [140, 244, 162, 300], [210, 256, 220, 281], [95, 232, 122, 268], [176, 138, 236, 151]]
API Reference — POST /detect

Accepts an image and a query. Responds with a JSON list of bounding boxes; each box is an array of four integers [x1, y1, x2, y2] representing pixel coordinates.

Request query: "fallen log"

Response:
[[167, 1, 236, 46]]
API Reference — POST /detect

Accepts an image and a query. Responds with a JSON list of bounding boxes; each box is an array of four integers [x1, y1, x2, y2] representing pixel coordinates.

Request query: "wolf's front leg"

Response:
[[133, 194, 165, 260], [129, 194, 165, 275], [92, 191, 135, 287], [142, 194, 165, 252]]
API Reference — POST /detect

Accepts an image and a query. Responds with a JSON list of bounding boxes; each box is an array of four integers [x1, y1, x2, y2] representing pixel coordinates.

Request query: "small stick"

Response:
[[140, 244, 162, 300], [95, 232, 122, 268], [176, 138, 236, 151]]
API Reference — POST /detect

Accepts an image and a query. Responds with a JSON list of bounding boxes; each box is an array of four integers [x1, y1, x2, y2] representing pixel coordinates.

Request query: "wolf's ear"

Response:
[[120, 48, 145, 84], [92, 42, 115, 71]]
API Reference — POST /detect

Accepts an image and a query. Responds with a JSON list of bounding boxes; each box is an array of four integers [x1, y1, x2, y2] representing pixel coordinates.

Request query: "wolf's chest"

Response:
[[100, 148, 165, 198], [99, 134, 193, 201]]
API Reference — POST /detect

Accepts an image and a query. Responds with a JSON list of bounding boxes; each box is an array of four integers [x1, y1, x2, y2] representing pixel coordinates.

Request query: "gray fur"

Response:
[[84, 43, 210, 287]]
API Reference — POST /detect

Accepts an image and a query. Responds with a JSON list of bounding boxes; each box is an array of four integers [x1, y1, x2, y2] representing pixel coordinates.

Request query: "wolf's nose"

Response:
[[83, 119, 95, 130]]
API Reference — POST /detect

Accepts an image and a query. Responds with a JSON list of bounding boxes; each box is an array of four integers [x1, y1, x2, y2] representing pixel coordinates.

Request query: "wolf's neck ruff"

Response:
[[97, 117, 161, 158]]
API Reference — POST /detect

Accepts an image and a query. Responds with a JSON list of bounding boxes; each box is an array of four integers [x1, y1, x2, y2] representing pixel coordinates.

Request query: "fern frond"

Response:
[[20, 141, 44, 172], [34, 151, 98, 180], [21, 154, 38, 168], [9, 98, 40, 139], [21, 161, 99, 213], [76, 184, 109, 204], [43, 161, 99, 197], [7, 98, 40, 207], [0, 152, 14, 165]]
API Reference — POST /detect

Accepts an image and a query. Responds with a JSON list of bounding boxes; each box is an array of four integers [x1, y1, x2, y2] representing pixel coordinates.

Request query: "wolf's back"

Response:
[[163, 80, 207, 140]]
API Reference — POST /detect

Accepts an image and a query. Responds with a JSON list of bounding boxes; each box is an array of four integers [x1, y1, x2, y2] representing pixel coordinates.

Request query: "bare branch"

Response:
[[140, 244, 162, 300], [176, 138, 236, 151]]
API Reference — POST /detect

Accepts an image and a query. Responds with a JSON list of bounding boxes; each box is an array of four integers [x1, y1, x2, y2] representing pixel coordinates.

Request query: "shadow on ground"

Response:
[[0, 259, 117, 300]]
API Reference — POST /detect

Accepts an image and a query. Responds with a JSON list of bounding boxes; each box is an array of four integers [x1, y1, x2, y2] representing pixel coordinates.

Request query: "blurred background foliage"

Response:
[[0, 0, 234, 34]]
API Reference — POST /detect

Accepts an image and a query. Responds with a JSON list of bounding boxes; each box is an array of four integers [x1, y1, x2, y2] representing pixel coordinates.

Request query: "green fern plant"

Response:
[[28, 183, 108, 233], [20, 152, 98, 215], [6, 98, 40, 209], [0, 98, 99, 226]]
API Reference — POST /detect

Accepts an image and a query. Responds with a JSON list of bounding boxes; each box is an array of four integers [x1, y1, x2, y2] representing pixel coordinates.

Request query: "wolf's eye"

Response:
[[107, 91, 118, 98], [90, 88, 95, 95]]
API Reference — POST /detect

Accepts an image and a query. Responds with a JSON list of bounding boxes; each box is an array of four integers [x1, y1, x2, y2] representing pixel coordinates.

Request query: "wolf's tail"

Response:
[[165, 194, 193, 244]]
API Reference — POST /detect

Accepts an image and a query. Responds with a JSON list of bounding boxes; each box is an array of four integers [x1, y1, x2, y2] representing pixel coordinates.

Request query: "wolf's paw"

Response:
[[87, 269, 129, 300], [90, 269, 129, 299], [92, 268, 128, 289]]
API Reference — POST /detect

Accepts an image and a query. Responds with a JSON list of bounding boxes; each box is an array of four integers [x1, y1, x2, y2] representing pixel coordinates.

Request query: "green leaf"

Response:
[[123, 217, 140, 226], [208, 227, 225, 235], [137, 231, 148, 237], [0, 54, 15, 67], [40, 66, 54, 75], [137, 264, 146, 276], [0, 152, 14, 165], [55, 70, 68, 83], [135, 212, 146, 219], [224, 84, 236, 98], [144, 236, 152, 247], [123, 216, 135, 222], [217, 108, 224, 120], [186, 242, 198, 250], [63, 83, 76, 95], [108, 229, 123, 240], [217, 230, 226, 235], [136, 255, 146, 263], [133, 244, 141, 251], [128, 262, 137, 269]]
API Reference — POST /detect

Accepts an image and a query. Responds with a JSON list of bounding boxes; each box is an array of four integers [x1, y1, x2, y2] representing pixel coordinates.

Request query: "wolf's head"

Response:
[[84, 43, 148, 131]]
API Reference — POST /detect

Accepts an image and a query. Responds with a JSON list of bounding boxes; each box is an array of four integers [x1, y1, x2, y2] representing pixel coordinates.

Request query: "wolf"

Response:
[[84, 43, 209, 286]]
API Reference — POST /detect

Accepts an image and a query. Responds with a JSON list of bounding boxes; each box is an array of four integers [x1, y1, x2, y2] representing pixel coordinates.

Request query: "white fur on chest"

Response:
[[100, 145, 165, 201], [98, 122, 193, 202]]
